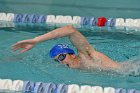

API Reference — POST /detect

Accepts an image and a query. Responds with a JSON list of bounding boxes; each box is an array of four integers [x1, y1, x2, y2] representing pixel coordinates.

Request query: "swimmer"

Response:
[[12, 25, 121, 70]]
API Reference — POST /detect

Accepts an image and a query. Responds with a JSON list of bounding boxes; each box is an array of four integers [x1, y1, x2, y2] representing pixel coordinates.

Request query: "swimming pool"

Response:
[[0, 17, 140, 92], [0, 0, 140, 92]]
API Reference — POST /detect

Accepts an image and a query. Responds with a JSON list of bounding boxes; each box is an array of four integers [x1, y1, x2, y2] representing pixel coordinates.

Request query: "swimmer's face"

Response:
[[54, 53, 76, 65]]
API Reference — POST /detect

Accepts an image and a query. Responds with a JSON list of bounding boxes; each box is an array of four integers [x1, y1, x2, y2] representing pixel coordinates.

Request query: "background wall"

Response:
[[0, 0, 140, 18]]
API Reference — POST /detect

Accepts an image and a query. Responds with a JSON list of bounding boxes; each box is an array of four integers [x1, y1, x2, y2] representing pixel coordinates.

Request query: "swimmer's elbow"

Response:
[[65, 25, 77, 34], [65, 25, 74, 29]]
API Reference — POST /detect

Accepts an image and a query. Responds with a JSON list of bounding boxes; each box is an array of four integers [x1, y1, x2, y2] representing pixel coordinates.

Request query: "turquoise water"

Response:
[[0, 0, 140, 18], [0, 0, 140, 91], [0, 24, 140, 90]]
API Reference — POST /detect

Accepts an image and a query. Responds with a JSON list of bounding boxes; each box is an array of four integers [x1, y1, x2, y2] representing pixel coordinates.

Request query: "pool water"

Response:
[[0, 24, 140, 90]]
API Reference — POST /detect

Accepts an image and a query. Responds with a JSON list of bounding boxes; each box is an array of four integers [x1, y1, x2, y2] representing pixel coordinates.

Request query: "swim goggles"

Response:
[[54, 53, 67, 62]]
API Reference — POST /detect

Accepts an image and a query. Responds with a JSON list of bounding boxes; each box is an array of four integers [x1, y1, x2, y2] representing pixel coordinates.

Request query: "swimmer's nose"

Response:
[[61, 60, 68, 65]]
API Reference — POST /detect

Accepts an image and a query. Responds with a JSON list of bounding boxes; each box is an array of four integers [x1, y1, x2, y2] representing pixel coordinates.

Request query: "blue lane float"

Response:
[[44, 83, 56, 93], [55, 84, 68, 93], [80, 17, 98, 26], [13, 14, 46, 23], [89, 17, 97, 26], [128, 89, 140, 93], [38, 15, 46, 23], [14, 14, 23, 23], [116, 88, 127, 93], [34, 82, 44, 93], [22, 81, 34, 93], [106, 18, 116, 27], [21, 14, 28, 23], [24, 14, 35, 23], [32, 14, 40, 23], [80, 17, 91, 26]]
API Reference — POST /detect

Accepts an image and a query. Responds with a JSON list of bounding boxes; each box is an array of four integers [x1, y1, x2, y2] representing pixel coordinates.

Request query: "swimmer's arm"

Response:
[[34, 25, 94, 53], [34, 25, 120, 68]]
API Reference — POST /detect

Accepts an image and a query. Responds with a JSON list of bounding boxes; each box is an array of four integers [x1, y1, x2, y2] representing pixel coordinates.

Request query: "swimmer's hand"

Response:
[[12, 39, 37, 53]]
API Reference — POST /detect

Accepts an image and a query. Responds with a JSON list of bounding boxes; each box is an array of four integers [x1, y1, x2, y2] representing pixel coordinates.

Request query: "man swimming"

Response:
[[12, 25, 121, 70]]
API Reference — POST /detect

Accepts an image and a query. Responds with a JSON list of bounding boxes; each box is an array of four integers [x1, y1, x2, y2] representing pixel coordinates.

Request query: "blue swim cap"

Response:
[[49, 44, 75, 58]]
